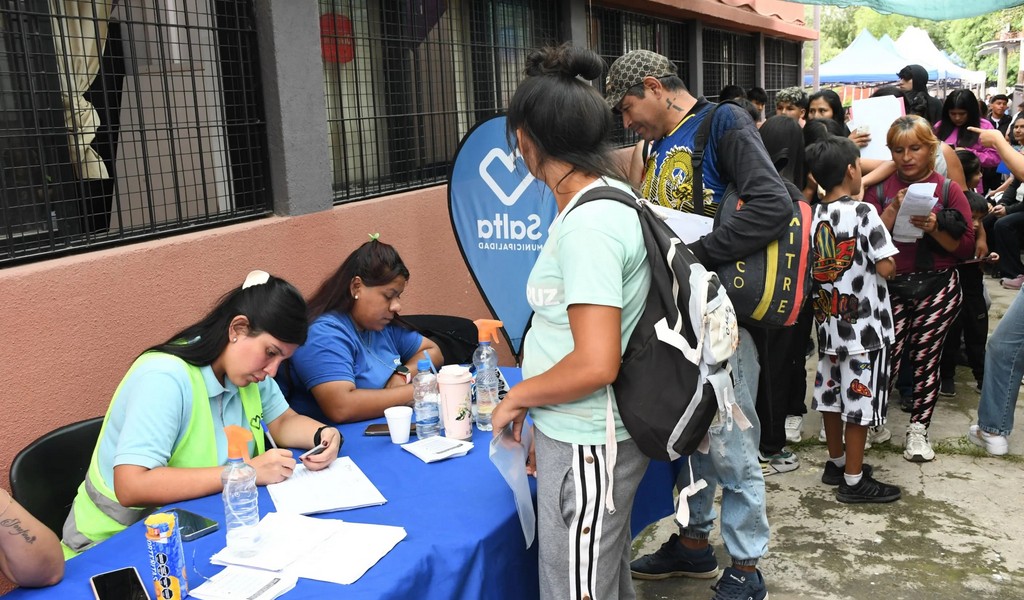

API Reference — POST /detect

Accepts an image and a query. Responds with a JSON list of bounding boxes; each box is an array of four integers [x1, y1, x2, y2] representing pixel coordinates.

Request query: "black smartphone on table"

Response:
[[167, 508, 219, 542], [90, 566, 151, 600], [364, 423, 416, 436]]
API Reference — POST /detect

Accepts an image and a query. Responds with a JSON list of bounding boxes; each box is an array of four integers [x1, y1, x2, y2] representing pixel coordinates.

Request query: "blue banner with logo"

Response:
[[448, 115, 557, 357]]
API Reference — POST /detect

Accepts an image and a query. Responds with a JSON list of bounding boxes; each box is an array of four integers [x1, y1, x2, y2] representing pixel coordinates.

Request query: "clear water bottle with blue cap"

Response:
[[413, 359, 441, 439]]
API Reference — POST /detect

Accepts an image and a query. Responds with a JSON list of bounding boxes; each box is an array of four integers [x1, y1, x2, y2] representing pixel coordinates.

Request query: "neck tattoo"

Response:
[[666, 97, 684, 112]]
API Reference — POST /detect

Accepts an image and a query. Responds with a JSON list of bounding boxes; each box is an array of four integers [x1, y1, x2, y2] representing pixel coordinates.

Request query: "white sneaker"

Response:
[[784, 415, 803, 443], [968, 424, 1009, 456], [867, 425, 891, 445], [904, 423, 935, 462]]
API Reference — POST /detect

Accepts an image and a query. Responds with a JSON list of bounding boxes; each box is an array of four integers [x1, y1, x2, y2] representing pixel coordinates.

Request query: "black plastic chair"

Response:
[[10, 416, 103, 537], [400, 314, 479, 366]]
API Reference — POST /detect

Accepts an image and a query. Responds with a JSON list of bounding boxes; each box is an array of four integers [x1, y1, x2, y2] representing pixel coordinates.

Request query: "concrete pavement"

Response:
[[632, 278, 1024, 600]]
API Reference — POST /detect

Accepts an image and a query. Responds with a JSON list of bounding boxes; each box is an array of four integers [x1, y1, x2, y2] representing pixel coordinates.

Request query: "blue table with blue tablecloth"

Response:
[[4, 368, 676, 599]]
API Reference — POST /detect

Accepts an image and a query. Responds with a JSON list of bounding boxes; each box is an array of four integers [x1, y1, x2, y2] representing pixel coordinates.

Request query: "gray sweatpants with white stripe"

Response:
[[535, 427, 649, 600]]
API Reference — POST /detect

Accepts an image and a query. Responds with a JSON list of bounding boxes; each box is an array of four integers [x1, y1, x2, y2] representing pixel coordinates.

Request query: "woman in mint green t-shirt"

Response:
[[491, 45, 651, 600]]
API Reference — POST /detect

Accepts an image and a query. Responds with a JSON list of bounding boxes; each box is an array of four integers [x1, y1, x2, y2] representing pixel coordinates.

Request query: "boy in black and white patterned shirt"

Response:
[[806, 135, 902, 504]]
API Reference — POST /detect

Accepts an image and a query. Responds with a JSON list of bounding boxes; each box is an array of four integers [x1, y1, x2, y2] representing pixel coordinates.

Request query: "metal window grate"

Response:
[[320, 0, 561, 204], [0, 0, 269, 266], [588, 5, 689, 147], [702, 27, 755, 102], [764, 36, 802, 105]]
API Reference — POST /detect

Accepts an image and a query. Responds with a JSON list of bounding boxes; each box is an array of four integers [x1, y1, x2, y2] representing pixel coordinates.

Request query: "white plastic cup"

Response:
[[384, 406, 413, 444], [436, 365, 473, 441]]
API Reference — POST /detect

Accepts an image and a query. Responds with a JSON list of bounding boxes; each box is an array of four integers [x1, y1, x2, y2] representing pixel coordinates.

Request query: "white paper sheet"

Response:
[[285, 521, 407, 585], [209, 512, 334, 571], [893, 182, 938, 243], [189, 566, 297, 600], [209, 514, 407, 587], [848, 96, 906, 161], [647, 203, 714, 245], [489, 422, 535, 548], [401, 436, 474, 463], [267, 456, 386, 515]]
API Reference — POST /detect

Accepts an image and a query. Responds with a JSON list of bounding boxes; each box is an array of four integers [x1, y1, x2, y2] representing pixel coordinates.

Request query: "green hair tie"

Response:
[[368, 232, 380, 241]]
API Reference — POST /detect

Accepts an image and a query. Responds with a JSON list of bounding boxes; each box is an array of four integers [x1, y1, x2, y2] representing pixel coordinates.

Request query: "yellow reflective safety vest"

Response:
[[62, 353, 266, 557]]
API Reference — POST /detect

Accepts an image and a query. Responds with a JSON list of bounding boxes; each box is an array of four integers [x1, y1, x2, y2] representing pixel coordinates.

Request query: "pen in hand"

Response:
[[260, 419, 279, 449]]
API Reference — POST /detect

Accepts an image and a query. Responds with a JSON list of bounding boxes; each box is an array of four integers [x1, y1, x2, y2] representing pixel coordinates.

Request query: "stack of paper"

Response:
[[893, 182, 938, 243], [210, 513, 407, 586], [267, 456, 386, 515], [190, 566, 297, 600], [401, 436, 473, 463]]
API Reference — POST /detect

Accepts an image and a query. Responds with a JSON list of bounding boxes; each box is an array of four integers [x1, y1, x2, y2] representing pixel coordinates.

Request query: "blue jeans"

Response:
[[977, 290, 1024, 436], [676, 328, 769, 565]]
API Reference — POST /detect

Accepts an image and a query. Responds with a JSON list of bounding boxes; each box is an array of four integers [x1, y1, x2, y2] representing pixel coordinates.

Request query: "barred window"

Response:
[[588, 6, 689, 147], [702, 28, 755, 102], [764, 36, 802, 105], [320, 0, 561, 203], [0, 0, 268, 266]]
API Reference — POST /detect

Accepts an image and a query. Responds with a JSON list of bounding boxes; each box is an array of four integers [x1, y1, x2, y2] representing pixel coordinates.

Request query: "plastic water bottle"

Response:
[[413, 358, 441, 439], [473, 319, 503, 431], [222, 425, 261, 557]]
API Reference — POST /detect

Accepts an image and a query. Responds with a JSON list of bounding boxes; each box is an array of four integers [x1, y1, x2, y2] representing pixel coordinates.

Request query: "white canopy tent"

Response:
[[894, 26, 986, 85]]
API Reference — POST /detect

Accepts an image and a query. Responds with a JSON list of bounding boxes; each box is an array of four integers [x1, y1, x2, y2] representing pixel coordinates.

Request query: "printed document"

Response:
[[190, 566, 297, 600], [401, 436, 473, 463], [210, 513, 407, 586], [893, 182, 938, 243], [267, 456, 386, 515]]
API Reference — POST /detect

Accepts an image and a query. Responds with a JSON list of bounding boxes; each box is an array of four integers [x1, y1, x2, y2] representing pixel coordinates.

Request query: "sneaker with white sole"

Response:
[[904, 422, 935, 462], [759, 448, 800, 475], [867, 425, 891, 445], [968, 424, 1009, 456], [784, 415, 803, 443]]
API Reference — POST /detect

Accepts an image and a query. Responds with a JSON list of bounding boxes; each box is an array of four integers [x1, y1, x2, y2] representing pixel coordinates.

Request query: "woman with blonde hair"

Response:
[[863, 115, 974, 462]]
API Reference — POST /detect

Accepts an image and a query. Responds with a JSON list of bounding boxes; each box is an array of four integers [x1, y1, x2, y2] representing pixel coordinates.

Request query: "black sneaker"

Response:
[[836, 474, 901, 504], [710, 566, 768, 600], [630, 533, 719, 580], [938, 379, 956, 397], [821, 461, 873, 486]]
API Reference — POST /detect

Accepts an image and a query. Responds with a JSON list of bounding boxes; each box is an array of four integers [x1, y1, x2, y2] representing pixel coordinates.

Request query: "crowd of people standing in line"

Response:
[[7, 44, 1024, 600]]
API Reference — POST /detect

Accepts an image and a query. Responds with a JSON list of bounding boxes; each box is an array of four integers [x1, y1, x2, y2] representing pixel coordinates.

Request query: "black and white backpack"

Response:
[[569, 186, 739, 462]]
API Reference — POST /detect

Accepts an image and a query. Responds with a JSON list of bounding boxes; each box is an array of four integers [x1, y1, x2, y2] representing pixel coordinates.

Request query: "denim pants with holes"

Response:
[[675, 328, 769, 566]]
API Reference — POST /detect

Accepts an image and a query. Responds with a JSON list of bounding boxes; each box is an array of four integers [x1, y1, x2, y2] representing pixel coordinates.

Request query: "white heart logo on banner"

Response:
[[479, 148, 535, 207]]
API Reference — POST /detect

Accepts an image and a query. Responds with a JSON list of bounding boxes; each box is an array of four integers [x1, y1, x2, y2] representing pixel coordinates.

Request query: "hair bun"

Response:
[[524, 44, 603, 81]]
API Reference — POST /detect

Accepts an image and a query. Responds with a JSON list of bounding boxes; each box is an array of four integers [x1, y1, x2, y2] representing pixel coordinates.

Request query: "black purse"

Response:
[[887, 270, 951, 301]]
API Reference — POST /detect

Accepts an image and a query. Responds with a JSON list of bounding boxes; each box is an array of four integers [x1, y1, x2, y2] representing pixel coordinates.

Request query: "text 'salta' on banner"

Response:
[[448, 115, 557, 357]]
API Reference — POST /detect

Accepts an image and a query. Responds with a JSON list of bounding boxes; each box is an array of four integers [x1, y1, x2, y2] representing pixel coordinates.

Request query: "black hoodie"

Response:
[[898, 64, 942, 125]]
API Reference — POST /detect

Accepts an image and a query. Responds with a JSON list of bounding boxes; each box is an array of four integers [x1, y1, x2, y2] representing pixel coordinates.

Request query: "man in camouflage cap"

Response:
[[607, 49, 794, 600]]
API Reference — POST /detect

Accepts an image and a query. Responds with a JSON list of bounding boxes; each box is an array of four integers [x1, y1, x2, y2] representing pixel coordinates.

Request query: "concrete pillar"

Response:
[[688, 20, 703, 95], [253, 0, 332, 216], [755, 32, 764, 87], [560, 0, 587, 47]]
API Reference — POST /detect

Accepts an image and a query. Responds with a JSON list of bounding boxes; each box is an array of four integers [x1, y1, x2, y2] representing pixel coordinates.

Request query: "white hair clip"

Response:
[[242, 270, 271, 289]]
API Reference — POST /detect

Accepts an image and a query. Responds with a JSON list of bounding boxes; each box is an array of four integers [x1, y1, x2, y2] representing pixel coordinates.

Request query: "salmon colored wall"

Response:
[[0, 186, 510, 493]]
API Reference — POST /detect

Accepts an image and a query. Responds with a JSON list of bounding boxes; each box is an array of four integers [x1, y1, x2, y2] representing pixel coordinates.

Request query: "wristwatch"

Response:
[[393, 364, 411, 384]]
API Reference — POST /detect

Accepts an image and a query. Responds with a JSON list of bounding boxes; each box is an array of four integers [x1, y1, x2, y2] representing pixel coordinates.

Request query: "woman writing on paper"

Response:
[[280, 238, 443, 423], [62, 272, 341, 556], [490, 45, 651, 599], [863, 115, 974, 464]]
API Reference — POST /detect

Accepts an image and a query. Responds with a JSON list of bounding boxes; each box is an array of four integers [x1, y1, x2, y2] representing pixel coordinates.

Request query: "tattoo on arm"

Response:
[[1, 518, 37, 544]]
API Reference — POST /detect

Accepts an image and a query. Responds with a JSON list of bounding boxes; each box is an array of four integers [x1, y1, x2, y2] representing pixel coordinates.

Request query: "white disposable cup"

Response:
[[384, 406, 413, 444], [436, 365, 473, 441]]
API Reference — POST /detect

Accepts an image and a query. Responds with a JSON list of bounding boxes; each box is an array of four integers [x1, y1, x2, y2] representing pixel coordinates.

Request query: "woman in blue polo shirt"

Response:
[[281, 238, 443, 423]]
